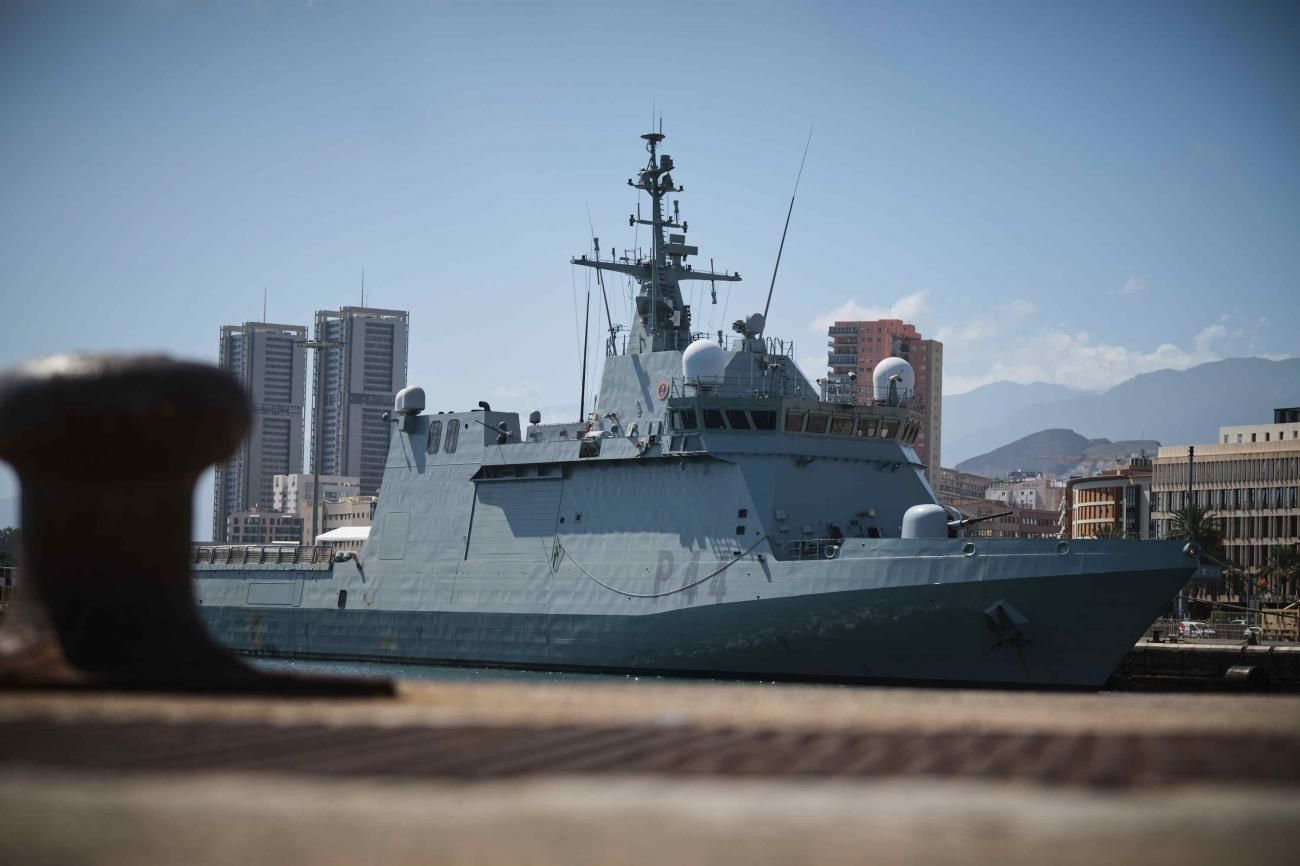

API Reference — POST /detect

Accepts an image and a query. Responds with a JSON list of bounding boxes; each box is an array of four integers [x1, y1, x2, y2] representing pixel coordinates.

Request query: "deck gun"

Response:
[[947, 509, 1014, 538]]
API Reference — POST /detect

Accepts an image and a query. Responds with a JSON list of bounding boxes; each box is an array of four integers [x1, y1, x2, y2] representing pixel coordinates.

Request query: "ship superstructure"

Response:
[[194, 131, 1199, 688]]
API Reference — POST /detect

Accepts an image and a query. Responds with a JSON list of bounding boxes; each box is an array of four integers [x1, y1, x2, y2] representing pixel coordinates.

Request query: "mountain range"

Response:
[[942, 357, 1300, 467], [953, 429, 1160, 479]]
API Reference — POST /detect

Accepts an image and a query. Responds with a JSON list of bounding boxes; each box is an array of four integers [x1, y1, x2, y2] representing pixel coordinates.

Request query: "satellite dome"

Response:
[[394, 385, 426, 416], [746, 312, 765, 337], [682, 338, 727, 383], [872, 357, 915, 401]]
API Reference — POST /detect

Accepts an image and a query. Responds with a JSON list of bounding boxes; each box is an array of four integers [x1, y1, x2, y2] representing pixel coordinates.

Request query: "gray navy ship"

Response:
[[195, 130, 1199, 688]]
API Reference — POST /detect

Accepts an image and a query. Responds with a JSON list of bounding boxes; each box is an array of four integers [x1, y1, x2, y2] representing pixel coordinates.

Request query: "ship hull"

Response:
[[198, 564, 1191, 689]]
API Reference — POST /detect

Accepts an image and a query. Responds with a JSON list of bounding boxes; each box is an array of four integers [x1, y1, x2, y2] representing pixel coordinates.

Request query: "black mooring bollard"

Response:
[[0, 354, 391, 696]]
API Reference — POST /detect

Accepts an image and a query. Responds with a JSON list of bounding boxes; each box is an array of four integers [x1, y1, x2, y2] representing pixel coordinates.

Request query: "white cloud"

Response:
[[808, 291, 929, 333], [1121, 275, 1145, 295], [1004, 299, 1037, 318], [1193, 321, 1226, 354], [491, 380, 543, 400], [942, 321, 1238, 395], [803, 291, 1278, 398], [931, 299, 1037, 348]]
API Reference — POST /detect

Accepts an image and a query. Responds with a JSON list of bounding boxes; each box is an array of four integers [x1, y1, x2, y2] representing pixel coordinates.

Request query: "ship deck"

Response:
[[3, 678, 1298, 865]]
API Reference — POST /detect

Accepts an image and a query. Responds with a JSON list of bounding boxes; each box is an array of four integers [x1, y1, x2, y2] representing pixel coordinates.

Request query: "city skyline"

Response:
[[2, 2, 1297, 536], [212, 320, 307, 542], [312, 305, 410, 497]]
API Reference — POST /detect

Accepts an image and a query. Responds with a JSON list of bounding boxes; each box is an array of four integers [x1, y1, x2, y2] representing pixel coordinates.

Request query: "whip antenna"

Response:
[[587, 204, 616, 341], [761, 126, 813, 332]]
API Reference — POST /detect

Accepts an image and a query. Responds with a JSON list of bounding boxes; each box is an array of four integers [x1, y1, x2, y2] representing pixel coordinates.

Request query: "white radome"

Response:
[[872, 356, 915, 401], [682, 338, 727, 382], [394, 385, 426, 416]]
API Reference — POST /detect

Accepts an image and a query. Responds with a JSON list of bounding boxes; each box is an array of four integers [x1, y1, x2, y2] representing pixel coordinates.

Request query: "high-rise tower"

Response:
[[826, 318, 942, 481], [312, 306, 409, 496], [212, 321, 307, 542]]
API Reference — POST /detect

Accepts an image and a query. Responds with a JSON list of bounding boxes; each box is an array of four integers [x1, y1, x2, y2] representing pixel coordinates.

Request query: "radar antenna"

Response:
[[572, 129, 741, 354]]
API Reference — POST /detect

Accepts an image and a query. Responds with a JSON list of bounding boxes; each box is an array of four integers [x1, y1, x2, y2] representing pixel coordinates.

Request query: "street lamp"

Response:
[[295, 338, 345, 545]]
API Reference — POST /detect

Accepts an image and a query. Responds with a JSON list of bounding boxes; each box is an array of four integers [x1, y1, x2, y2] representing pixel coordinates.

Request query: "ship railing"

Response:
[[192, 544, 336, 566], [669, 374, 808, 400], [782, 538, 845, 561], [618, 332, 797, 357], [819, 382, 923, 411]]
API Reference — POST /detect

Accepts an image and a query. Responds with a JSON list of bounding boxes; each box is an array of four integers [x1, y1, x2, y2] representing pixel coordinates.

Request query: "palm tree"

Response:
[[1168, 504, 1225, 559], [1265, 545, 1300, 601], [1168, 504, 1230, 601]]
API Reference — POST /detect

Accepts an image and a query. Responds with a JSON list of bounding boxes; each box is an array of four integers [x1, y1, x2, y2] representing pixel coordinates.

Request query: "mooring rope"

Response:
[[556, 534, 769, 599]]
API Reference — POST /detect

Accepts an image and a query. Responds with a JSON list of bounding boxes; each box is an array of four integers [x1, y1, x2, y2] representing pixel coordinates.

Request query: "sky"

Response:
[[1, 0, 1297, 536]]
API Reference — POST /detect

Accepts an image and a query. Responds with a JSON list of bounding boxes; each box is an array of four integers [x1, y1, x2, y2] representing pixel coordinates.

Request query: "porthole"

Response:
[[962, 542, 976, 556]]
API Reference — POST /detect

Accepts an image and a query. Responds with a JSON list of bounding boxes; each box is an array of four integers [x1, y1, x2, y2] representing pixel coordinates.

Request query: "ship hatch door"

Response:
[[467, 480, 564, 561]]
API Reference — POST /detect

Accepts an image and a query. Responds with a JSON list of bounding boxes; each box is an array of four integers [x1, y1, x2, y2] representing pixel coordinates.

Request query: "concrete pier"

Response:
[[2, 680, 1298, 865], [1115, 641, 1300, 690]]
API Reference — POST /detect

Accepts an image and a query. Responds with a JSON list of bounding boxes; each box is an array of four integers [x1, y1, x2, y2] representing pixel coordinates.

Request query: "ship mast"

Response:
[[572, 131, 741, 354]]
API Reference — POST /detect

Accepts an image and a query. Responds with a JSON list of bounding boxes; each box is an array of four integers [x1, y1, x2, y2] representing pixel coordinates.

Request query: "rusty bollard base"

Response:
[[0, 354, 392, 697]]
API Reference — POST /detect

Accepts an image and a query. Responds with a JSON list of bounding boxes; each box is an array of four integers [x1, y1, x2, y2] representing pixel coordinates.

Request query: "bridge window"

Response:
[[784, 411, 805, 432], [856, 417, 878, 437], [677, 408, 698, 430], [445, 419, 459, 453], [726, 410, 751, 430], [806, 413, 829, 434], [703, 408, 726, 430], [751, 410, 777, 430], [830, 415, 853, 435], [427, 419, 442, 454], [879, 419, 899, 439]]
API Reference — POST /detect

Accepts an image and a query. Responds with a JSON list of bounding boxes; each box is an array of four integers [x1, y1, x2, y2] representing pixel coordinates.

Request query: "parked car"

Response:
[[1178, 621, 1217, 638]]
